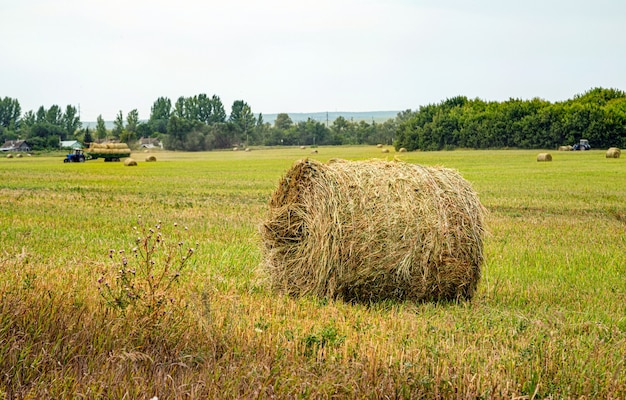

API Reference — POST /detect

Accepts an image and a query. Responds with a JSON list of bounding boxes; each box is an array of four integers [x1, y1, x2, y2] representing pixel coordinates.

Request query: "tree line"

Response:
[[0, 94, 396, 151], [1, 87, 624, 151], [395, 87, 626, 151]]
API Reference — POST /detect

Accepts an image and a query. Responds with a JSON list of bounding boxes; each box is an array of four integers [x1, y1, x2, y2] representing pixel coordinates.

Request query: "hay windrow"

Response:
[[261, 158, 486, 303]]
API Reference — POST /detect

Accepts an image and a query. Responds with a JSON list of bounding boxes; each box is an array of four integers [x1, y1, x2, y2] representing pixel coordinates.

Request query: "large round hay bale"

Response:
[[381, 148, 390, 153], [558, 145, 572, 151], [376, 144, 383, 148], [16, 153, 22, 158], [124, 158, 137, 166], [145, 155, 157, 162], [537, 153, 552, 162], [6, 153, 13, 158], [399, 148, 407, 153], [261, 159, 486, 303], [606, 147, 621, 158]]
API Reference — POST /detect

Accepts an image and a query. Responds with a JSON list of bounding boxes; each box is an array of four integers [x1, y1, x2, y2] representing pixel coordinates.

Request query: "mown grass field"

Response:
[[1, 147, 625, 399]]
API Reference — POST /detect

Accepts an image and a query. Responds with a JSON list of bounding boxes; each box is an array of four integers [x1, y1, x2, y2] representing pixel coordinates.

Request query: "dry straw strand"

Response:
[[261, 158, 486, 303]]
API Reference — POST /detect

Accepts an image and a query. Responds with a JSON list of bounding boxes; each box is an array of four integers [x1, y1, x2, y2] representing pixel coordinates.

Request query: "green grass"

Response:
[[1, 147, 625, 399]]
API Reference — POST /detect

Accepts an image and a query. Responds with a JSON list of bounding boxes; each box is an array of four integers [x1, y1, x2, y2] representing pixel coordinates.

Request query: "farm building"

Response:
[[1, 140, 31, 152], [60, 140, 83, 150], [139, 137, 162, 149]]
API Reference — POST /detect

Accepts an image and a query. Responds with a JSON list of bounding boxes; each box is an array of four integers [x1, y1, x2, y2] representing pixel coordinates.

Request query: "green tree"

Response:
[[126, 109, 139, 134], [46, 105, 63, 126], [36, 106, 46, 123], [174, 97, 185, 119], [112, 111, 124, 139], [210, 95, 227, 123], [254, 113, 269, 145], [62, 105, 81, 140], [229, 100, 256, 145], [0, 97, 21, 130], [165, 115, 193, 150], [274, 113, 293, 130], [149, 97, 171, 133], [196, 94, 213, 124], [96, 115, 107, 140], [21, 111, 35, 130], [120, 109, 139, 144], [83, 127, 94, 144]]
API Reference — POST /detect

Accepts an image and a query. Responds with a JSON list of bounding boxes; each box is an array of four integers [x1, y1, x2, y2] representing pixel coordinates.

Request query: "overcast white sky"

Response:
[[1, 0, 625, 121]]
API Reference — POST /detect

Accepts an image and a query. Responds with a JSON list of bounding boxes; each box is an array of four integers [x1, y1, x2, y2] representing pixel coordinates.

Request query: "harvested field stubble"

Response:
[[262, 158, 486, 303]]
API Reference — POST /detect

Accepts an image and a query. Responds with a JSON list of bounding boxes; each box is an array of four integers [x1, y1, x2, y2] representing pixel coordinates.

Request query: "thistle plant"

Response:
[[97, 217, 197, 321]]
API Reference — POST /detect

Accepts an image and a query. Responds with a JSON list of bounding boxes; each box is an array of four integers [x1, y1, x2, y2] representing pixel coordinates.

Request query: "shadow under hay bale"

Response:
[[606, 147, 621, 158], [261, 158, 486, 303], [124, 158, 137, 166], [537, 153, 552, 162]]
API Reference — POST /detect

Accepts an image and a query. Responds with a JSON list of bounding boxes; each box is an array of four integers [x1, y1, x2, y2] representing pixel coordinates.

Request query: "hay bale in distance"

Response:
[[381, 148, 390, 153], [537, 153, 552, 162], [16, 153, 23, 158], [310, 149, 318, 154], [6, 153, 13, 158], [261, 158, 486, 303], [399, 148, 407, 153], [558, 145, 572, 151], [606, 147, 621, 158], [376, 144, 383, 148], [124, 158, 137, 166], [145, 155, 157, 162]]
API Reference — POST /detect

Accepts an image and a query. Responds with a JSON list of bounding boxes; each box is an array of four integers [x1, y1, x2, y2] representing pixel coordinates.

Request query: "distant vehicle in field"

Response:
[[63, 149, 86, 163], [85, 142, 131, 162], [572, 139, 590, 151]]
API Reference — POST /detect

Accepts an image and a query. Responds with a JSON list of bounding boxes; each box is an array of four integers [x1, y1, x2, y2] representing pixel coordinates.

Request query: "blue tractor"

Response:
[[572, 139, 590, 151], [63, 148, 86, 163]]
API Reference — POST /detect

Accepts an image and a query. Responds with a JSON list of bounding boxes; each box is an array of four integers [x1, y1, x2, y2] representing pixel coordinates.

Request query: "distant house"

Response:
[[139, 137, 161, 149], [60, 140, 83, 150], [1, 140, 31, 152]]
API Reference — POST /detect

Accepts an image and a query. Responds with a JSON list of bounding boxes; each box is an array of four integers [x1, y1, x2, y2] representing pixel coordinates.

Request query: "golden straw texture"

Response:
[[261, 158, 486, 303]]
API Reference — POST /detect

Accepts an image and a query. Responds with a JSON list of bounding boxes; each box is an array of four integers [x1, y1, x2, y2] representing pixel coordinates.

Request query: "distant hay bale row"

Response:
[[87, 148, 132, 155], [261, 158, 486, 303], [89, 143, 130, 150], [537, 153, 552, 162], [606, 147, 621, 158]]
